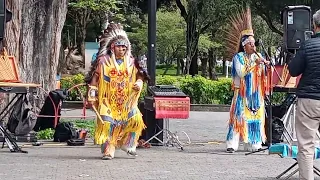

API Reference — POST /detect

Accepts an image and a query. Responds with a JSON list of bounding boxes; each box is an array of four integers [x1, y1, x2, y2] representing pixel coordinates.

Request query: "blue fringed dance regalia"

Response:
[[226, 52, 269, 149]]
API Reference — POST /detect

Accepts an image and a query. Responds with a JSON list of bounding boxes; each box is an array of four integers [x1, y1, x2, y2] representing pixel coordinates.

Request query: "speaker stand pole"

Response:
[[147, 0, 156, 87]]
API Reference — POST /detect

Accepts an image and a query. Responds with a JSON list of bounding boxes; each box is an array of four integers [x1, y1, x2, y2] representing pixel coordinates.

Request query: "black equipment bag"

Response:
[[7, 95, 37, 136], [67, 139, 85, 146], [33, 89, 67, 132], [53, 122, 78, 142], [271, 117, 284, 143], [265, 94, 296, 144]]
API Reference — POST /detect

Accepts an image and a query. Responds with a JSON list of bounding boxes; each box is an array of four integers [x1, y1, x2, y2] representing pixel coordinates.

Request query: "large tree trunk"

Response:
[[222, 59, 226, 75], [4, 0, 67, 94], [80, 27, 86, 67], [201, 53, 208, 77], [208, 48, 218, 80], [185, 2, 199, 76], [176, 58, 181, 75], [189, 48, 198, 76]]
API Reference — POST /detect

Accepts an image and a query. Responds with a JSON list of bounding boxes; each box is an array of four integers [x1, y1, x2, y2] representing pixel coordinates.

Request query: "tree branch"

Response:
[[259, 13, 283, 36], [252, 2, 283, 36], [175, 0, 188, 21], [199, 23, 211, 34], [85, 9, 92, 24]]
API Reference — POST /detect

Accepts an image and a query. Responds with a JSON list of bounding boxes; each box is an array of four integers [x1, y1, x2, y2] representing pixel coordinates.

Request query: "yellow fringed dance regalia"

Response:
[[94, 55, 146, 154]]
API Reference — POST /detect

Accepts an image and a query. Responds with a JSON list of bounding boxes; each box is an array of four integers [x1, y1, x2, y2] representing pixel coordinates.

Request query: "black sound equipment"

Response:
[[147, 85, 187, 97], [138, 100, 163, 144], [281, 5, 312, 50]]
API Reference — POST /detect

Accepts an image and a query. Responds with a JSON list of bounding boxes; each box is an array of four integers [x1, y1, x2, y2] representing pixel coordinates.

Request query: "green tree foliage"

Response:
[[156, 10, 186, 62], [128, 9, 186, 61], [198, 34, 221, 54], [176, 0, 240, 75], [243, 0, 319, 35], [66, 0, 120, 61]]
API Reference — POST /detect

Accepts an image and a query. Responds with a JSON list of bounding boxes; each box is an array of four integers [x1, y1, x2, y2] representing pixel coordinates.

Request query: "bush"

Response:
[[272, 92, 287, 105], [212, 78, 233, 105], [60, 74, 86, 101], [61, 74, 235, 105], [179, 76, 217, 104], [179, 76, 232, 104], [156, 75, 180, 86], [36, 128, 55, 140]]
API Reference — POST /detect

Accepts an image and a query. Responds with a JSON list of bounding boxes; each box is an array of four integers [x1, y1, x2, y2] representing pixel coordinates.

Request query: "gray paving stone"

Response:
[[0, 110, 319, 180]]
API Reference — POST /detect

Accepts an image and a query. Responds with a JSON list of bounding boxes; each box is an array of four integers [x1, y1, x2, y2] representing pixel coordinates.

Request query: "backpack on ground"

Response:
[[53, 122, 78, 142]]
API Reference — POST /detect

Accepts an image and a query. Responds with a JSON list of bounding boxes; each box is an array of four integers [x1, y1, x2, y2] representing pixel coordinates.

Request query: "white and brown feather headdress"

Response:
[[223, 6, 254, 61], [98, 23, 131, 57], [85, 23, 133, 84]]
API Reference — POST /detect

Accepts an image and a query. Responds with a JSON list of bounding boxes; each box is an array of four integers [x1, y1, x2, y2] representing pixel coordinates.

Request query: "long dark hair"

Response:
[[134, 58, 150, 82], [84, 49, 112, 84]]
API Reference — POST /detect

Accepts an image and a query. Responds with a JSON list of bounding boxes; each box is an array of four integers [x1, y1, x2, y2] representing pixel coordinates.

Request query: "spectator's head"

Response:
[[313, 9, 320, 33]]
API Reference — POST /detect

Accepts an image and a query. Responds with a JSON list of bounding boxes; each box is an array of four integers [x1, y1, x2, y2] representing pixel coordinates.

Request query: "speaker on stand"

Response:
[[138, 100, 164, 145], [263, 5, 312, 145], [281, 5, 312, 51]]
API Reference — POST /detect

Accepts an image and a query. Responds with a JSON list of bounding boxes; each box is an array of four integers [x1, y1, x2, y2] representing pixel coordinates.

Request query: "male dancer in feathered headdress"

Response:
[[224, 7, 271, 153], [85, 23, 149, 160]]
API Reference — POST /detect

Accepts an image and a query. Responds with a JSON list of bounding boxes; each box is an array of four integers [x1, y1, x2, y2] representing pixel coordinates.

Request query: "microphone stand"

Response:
[[255, 40, 282, 82], [245, 40, 282, 155]]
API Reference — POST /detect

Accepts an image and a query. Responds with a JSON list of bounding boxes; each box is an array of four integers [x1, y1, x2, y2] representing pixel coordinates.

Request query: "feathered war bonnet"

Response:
[[223, 6, 254, 61], [97, 23, 133, 70]]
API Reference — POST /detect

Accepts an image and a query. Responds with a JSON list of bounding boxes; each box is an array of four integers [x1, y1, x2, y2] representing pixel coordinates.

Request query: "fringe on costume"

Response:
[[94, 110, 146, 146], [227, 53, 267, 144], [94, 57, 146, 147]]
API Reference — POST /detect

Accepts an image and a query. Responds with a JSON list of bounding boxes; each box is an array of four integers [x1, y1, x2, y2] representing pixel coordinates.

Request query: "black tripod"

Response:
[[0, 124, 28, 153], [0, 94, 28, 153]]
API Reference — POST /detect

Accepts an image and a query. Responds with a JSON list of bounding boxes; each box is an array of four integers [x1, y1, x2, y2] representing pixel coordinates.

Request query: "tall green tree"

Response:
[[156, 10, 185, 63], [2, 0, 68, 111], [175, 0, 239, 76], [128, 10, 186, 64], [67, 0, 120, 63]]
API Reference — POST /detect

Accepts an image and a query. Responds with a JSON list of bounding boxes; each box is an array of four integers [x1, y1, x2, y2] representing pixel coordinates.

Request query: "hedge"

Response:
[[60, 74, 285, 105]]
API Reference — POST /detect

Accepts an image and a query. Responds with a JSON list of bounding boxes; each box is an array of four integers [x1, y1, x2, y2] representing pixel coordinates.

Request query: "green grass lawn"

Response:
[[156, 68, 177, 76]]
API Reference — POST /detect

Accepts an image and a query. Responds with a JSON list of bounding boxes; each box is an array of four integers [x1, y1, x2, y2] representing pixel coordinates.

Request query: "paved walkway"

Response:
[[0, 111, 319, 180]]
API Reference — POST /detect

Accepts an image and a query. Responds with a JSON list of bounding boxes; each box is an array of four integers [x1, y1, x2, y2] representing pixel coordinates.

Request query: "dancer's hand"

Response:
[[87, 100, 94, 108], [255, 58, 264, 65], [133, 79, 143, 91], [263, 60, 271, 66]]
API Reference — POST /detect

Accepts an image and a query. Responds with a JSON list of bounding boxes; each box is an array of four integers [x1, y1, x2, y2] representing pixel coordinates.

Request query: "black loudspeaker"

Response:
[[138, 100, 163, 144], [0, 0, 12, 41], [282, 6, 312, 50]]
